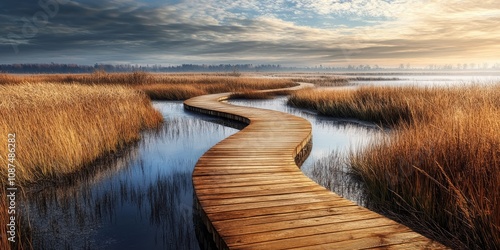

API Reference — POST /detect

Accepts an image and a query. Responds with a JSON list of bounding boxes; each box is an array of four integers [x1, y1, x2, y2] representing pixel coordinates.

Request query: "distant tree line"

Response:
[[0, 63, 287, 74], [1, 63, 499, 74]]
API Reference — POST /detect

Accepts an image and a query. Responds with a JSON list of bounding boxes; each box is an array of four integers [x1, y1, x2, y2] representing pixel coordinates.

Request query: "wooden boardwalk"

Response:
[[184, 83, 446, 250]]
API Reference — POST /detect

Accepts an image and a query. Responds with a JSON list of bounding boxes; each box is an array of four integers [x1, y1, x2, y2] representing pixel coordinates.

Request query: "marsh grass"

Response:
[[0, 72, 296, 100], [289, 84, 500, 249], [230, 91, 278, 99], [288, 86, 466, 127], [0, 83, 163, 185], [135, 75, 295, 100], [292, 76, 352, 87], [0, 190, 9, 249]]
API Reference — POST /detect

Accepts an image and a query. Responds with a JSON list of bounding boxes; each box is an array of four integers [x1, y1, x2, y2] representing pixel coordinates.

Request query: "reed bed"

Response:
[[230, 91, 281, 99], [0, 189, 9, 249], [0, 83, 163, 185], [288, 86, 472, 126], [292, 76, 352, 87], [288, 84, 500, 249], [0, 72, 296, 100]]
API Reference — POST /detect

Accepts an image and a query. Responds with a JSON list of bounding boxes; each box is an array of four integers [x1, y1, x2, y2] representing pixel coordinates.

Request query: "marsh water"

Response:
[[19, 72, 499, 249], [345, 72, 500, 87]]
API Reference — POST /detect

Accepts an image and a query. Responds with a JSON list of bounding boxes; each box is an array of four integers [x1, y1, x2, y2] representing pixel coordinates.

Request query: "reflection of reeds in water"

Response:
[[144, 117, 239, 143], [309, 151, 368, 207], [146, 172, 199, 249], [24, 168, 200, 249], [21, 146, 140, 249]]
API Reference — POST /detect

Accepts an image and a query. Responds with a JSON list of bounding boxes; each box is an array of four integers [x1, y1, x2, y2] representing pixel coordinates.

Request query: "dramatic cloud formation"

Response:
[[0, 0, 498, 66]]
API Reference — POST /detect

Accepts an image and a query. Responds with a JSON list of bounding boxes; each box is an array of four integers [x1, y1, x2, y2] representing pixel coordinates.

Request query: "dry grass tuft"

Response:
[[0, 83, 163, 185], [289, 84, 500, 249], [139, 84, 206, 100], [292, 76, 351, 87], [230, 91, 277, 99], [0, 190, 9, 249]]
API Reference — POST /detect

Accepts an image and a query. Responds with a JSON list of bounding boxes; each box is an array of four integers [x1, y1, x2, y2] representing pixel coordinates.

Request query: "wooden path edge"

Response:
[[184, 83, 447, 250]]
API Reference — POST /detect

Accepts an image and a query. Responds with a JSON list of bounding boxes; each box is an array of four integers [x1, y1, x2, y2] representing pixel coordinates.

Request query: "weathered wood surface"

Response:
[[184, 83, 447, 249]]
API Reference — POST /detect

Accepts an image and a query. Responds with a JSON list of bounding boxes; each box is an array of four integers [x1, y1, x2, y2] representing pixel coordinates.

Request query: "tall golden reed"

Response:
[[0, 83, 163, 185], [289, 84, 500, 249], [0, 73, 296, 100]]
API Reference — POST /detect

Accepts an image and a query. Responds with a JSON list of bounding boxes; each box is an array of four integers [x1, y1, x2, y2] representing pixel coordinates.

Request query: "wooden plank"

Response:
[[291, 232, 447, 250], [217, 211, 383, 236], [202, 193, 341, 213], [212, 205, 368, 226], [184, 82, 447, 249], [227, 224, 415, 249], [195, 182, 321, 196], [195, 177, 313, 189], [207, 200, 359, 222], [196, 185, 330, 200]]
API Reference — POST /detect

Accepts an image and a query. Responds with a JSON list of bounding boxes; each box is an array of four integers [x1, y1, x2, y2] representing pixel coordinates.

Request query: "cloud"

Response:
[[0, 0, 498, 66]]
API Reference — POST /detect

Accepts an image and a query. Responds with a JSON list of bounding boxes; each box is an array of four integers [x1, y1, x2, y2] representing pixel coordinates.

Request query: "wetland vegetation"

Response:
[[288, 84, 500, 249], [2, 72, 499, 249]]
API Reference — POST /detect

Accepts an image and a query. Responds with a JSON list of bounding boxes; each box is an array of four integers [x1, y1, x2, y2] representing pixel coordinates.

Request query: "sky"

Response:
[[0, 0, 499, 67]]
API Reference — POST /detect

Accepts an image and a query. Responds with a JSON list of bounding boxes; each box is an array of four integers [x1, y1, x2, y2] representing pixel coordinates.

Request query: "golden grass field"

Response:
[[0, 72, 295, 100], [0, 72, 294, 185], [0, 83, 164, 185], [289, 84, 500, 249]]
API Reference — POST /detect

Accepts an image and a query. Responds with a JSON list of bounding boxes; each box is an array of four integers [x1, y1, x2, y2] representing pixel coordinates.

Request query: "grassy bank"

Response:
[[0, 83, 163, 185], [288, 85, 500, 249], [288, 86, 453, 126], [0, 72, 296, 100]]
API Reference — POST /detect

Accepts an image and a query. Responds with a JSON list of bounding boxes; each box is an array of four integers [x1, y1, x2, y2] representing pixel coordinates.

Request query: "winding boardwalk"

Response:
[[184, 83, 446, 249]]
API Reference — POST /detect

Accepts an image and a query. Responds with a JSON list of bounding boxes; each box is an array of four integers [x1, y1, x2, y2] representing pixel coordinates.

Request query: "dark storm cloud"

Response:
[[0, 1, 210, 60]]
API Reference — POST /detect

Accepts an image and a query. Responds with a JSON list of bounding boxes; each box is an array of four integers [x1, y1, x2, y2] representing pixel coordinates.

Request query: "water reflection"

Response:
[[21, 102, 237, 249], [228, 97, 383, 205], [351, 73, 500, 87]]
